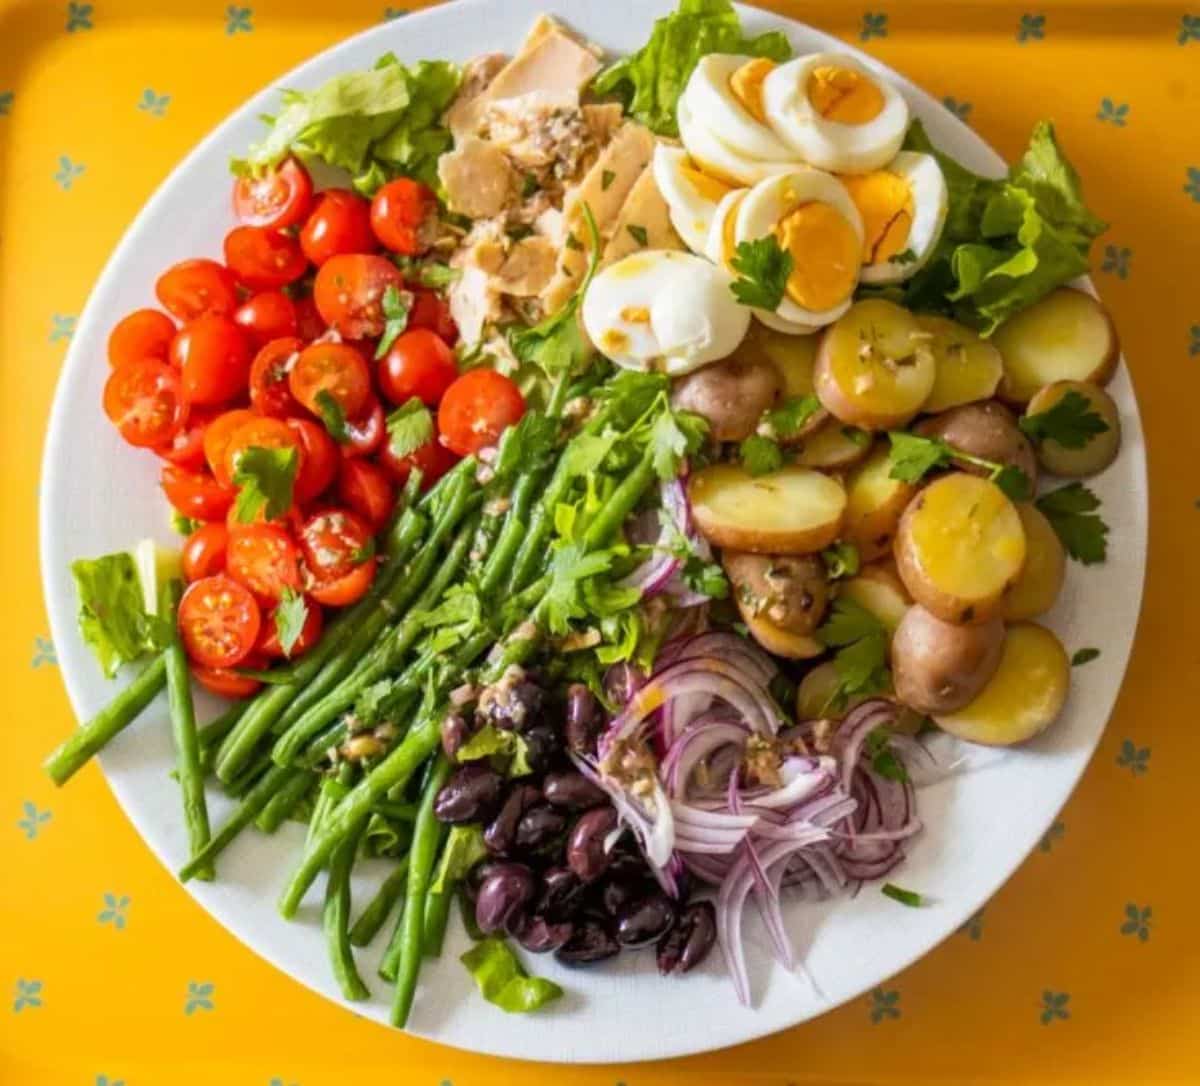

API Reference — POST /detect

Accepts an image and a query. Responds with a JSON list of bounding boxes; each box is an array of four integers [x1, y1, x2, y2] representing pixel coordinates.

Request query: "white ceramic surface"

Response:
[[39, 0, 1147, 1063]]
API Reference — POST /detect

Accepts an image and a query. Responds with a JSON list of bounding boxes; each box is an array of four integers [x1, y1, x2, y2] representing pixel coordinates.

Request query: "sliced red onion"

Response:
[[661, 719, 748, 797]]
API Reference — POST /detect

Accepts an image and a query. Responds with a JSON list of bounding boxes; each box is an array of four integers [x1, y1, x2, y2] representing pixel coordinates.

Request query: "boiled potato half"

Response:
[[795, 661, 923, 733], [915, 401, 1038, 488], [994, 287, 1119, 404], [933, 623, 1070, 745], [843, 443, 919, 562], [814, 299, 936, 430], [724, 552, 829, 636], [894, 472, 1027, 625], [741, 613, 824, 660], [1002, 503, 1066, 621], [689, 464, 847, 554], [754, 326, 821, 399], [1024, 380, 1121, 478], [891, 605, 1005, 715], [839, 561, 911, 634], [792, 420, 873, 470], [917, 314, 1004, 413], [670, 355, 782, 443]]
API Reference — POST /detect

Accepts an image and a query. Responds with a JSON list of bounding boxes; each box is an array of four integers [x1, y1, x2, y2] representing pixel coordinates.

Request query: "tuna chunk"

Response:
[[443, 52, 508, 137], [601, 163, 685, 266], [438, 137, 517, 220]]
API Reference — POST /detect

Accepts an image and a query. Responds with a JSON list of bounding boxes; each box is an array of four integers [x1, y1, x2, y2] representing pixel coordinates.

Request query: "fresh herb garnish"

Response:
[[460, 937, 563, 1013], [274, 587, 309, 657], [601, 169, 616, 191], [1071, 647, 1100, 666], [314, 389, 350, 444], [816, 597, 891, 708], [761, 394, 822, 440], [881, 883, 924, 907], [864, 726, 908, 782], [521, 172, 540, 199], [739, 434, 783, 476], [385, 398, 435, 461], [1018, 389, 1109, 448], [730, 236, 794, 311], [821, 541, 860, 580], [232, 445, 298, 523], [393, 256, 460, 290], [626, 223, 649, 247], [70, 551, 172, 678], [564, 232, 584, 252], [889, 248, 918, 265], [1036, 482, 1109, 564], [887, 432, 1032, 501], [375, 284, 413, 359], [170, 511, 200, 536]]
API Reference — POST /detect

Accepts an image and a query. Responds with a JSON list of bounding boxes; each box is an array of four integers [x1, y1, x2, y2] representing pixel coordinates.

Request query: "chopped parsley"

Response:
[[816, 597, 891, 708], [601, 169, 616, 191], [761, 394, 822, 441], [521, 172, 540, 199], [730, 236, 794, 311], [385, 398, 435, 461], [274, 588, 309, 657], [232, 445, 298, 524], [1071, 647, 1100, 667], [887, 431, 1031, 502], [564, 232, 584, 252], [314, 389, 350, 444], [864, 726, 908, 782], [881, 883, 924, 907], [821, 541, 860, 580], [1036, 483, 1109, 564], [170, 511, 200, 536], [739, 434, 783, 476], [889, 248, 918, 265], [374, 285, 412, 359], [1018, 389, 1110, 449], [626, 223, 649, 247]]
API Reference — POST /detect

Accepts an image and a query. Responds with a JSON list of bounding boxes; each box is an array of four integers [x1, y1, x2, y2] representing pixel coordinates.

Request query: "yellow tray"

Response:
[[3, 1, 1198, 1082]]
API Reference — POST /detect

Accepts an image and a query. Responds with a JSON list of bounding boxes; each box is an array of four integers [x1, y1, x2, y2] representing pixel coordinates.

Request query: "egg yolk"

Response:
[[680, 162, 733, 204], [840, 170, 914, 263], [720, 193, 748, 266], [806, 66, 885, 124], [729, 58, 776, 124], [773, 202, 860, 311]]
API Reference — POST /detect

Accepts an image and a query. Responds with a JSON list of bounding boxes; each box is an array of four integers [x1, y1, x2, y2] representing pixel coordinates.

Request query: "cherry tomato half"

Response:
[[203, 408, 257, 486], [437, 369, 526, 456], [157, 405, 218, 471], [182, 522, 230, 582], [309, 559, 376, 608], [233, 157, 313, 230], [299, 189, 374, 266], [192, 662, 263, 699], [293, 295, 326, 341], [227, 524, 303, 603], [337, 458, 395, 529], [257, 597, 324, 659], [313, 253, 405, 340], [285, 418, 339, 505], [299, 508, 373, 583], [224, 226, 307, 292], [248, 337, 304, 419], [370, 178, 436, 256], [156, 259, 239, 322], [107, 308, 176, 368], [162, 464, 234, 522], [223, 417, 304, 494], [234, 291, 298, 345], [178, 573, 261, 668], [170, 316, 253, 406], [340, 397, 385, 458], [103, 359, 189, 448], [408, 290, 458, 345], [288, 340, 371, 420], [378, 328, 457, 407], [377, 433, 458, 491]]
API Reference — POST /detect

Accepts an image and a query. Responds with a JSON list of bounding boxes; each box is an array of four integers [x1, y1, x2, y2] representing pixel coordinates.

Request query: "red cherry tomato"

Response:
[[408, 290, 458, 345], [378, 433, 458, 491], [157, 405, 218, 470], [309, 559, 376, 608], [222, 417, 305, 499], [337, 458, 395, 529], [226, 524, 303, 603], [162, 464, 235, 521], [293, 295, 326, 340], [192, 662, 263, 699], [225, 502, 303, 535], [285, 418, 339, 505], [103, 359, 189, 448], [299, 508, 373, 582], [224, 226, 307, 292], [288, 340, 371, 419], [156, 259, 239, 322], [378, 329, 458, 407], [341, 397, 385, 458], [437, 369, 526, 456], [108, 308, 177, 368], [232, 157, 313, 230], [370, 178, 436, 255], [234, 291, 298, 345], [202, 408, 257, 486], [248, 337, 304, 418], [170, 316, 253, 406], [182, 522, 230, 582], [257, 597, 324, 659], [178, 574, 261, 668], [299, 189, 375, 266], [313, 253, 405, 340]]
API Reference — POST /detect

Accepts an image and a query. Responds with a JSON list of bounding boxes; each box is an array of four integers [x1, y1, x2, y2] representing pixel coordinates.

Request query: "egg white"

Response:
[[683, 54, 795, 163], [852, 151, 949, 284], [677, 96, 795, 188], [652, 144, 736, 256]]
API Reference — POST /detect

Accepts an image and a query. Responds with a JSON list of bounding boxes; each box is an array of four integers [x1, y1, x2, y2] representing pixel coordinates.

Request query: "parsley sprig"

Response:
[[815, 597, 891, 710], [1018, 389, 1109, 449], [232, 445, 298, 523], [730, 237, 793, 311], [1036, 482, 1109, 564], [739, 434, 783, 477], [375, 285, 413, 359], [887, 432, 1032, 501], [274, 587, 309, 657], [314, 389, 350, 444], [385, 398, 435, 461]]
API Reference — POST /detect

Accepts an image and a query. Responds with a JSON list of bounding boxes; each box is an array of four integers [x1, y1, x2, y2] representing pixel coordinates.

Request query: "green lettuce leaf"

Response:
[[71, 552, 172, 678], [460, 937, 563, 1013], [457, 724, 533, 777], [430, 825, 488, 894]]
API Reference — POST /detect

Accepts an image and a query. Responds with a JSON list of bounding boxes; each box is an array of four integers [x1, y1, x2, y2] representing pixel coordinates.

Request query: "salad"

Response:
[[45, 0, 1123, 1023]]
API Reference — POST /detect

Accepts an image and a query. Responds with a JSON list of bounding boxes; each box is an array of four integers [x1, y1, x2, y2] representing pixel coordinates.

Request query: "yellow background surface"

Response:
[[3, 1, 1198, 1082]]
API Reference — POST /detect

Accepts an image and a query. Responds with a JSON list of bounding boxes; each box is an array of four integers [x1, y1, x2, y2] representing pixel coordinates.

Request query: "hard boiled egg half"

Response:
[[684, 55, 795, 163], [582, 251, 750, 375], [653, 144, 739, 255]]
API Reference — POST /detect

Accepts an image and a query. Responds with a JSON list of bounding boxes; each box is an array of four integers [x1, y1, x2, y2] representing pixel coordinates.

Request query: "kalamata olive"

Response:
[[564, 683, 602, 757], [616, 893, 676, 947], [543, 769, 607, 811], [483, 784, 540, 856], [475, 862, 536, 935], [478, 675, 545, 732], [515, 915, 574, 953], [555, 917, 620, 966], [566, 806, 618, 881], [433, 763, 504, 824], [521, 723, 562, 775], [656, 900, 717, 975], [537, 867, 586, 921], [599, 875, 643, 918], [515, 804, 567, 852], [440, 711, 470, 760], [603, 661, 644, 706]]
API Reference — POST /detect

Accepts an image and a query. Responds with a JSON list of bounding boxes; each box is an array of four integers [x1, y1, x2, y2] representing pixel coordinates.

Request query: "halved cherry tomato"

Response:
[[162, 464, 235, 521], [288, 341, 371, 419], [309, 559, 376, 608], [202, 408, 257, 485], [248, 337, 303, 418], [299, 508, 373, 582], [293, 295, 326, 340], [370, 178, 436, 255], [224, 226, 307, 292], [222, 417, 304, 489], [157, 405, 218, 470], [156, 259, 239, 322], [285, 417, 339, 504], [378, 433, 458, 491], [182, 522, 230, 582], [103, 359, 189, 448], [313, 253, 404, 340], [299, 189, 375, 266], [227, 524, 303, 603], [170, 316, 253, 406], [438, 369, 526, 456], [378, 328, 457, 406], [234, 291, 298, 345], [225, 502, 302, 535], [233, 157, 313, 230], [192, 662, 263, 699], [340, 396, 385, 458], [408, 290, 458, 345], [178, 574, 261, 668], [108, 308, 177, 368], [337, 458, 395, 529], [257, 597, 324, 659]]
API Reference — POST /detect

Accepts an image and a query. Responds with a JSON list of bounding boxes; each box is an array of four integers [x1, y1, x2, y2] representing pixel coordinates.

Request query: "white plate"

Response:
[[39, 0, 1147, 1063]]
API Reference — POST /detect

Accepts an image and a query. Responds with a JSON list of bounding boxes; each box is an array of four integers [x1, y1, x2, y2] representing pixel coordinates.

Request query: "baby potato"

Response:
[[792, 419, 873, 469], [839, 561, 911, 634], [933, 623, 1070, 745], [891, 604, 1005, 715], [794, 660, 924, 733], [843, 443, 919, 562], [1002, 503, 1066, 621], [814, 299, 936, 430], [894, 472, 1027, 625], [724, 552, 829, 636], [993, 287, 1119, 404], [915, 400, 1038, 488], [689, 465, 847, 554], [670, 355, 782, 443], [753, 325, 820, 399], [1024, 380, 1121, 478], [917, 314, 1004, 413], [741, 613, 825, 660]]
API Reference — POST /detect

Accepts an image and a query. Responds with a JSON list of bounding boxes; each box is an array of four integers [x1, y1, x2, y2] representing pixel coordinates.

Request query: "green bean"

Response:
[[197, 703, 247, 753], [324, 815, 369, 1001], [422, 889, 454, 958], [378, 906, 406, 982], [255, 768, 316, 834], [391, 755, 451, 1027], [477, 471, 542, 597], [582, 441, 658, 548], [222, 747, 275, 799], [349, 856, 410, 947], [372, 801, 418, 822], [44, 655, 167, 786]]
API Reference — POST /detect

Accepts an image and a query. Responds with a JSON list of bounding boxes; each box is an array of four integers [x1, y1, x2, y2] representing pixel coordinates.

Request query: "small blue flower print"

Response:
[[49, 313, 76, 342], [185, 980, 215, 1014], [959, 908, 985, 940], [1189, 324, 1200, 357], [382, 5, 406, 18], [66, 2, 93, 31], [1120, 903, 1152, 942], [54, 155, 85, 190], [860, 11, 888, 40], [1101, 244, 1132, 279], [98, 893, 130, 930], [17, 801, 51, 840], [1096, 98, 1129, 126], [1039, 819, 1065, 852], [0, 91, 13, 117], [268, 1079, 300, 1086], [1018, 13, 1045, 42], [1117, 738, 1150, 775], [225, 5, 253, 34], [13, 979, 42, 1012], [1040, 990, 1070, 1024], [942, 96, 972, 122], [31, 636, 57, 668], [97, 1076, 125, 1086], [868, 987, 900, 1022], [1185, 167, 1200, 202], [1179, 14, 1200, 44], [137, 88, 171, 117]]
